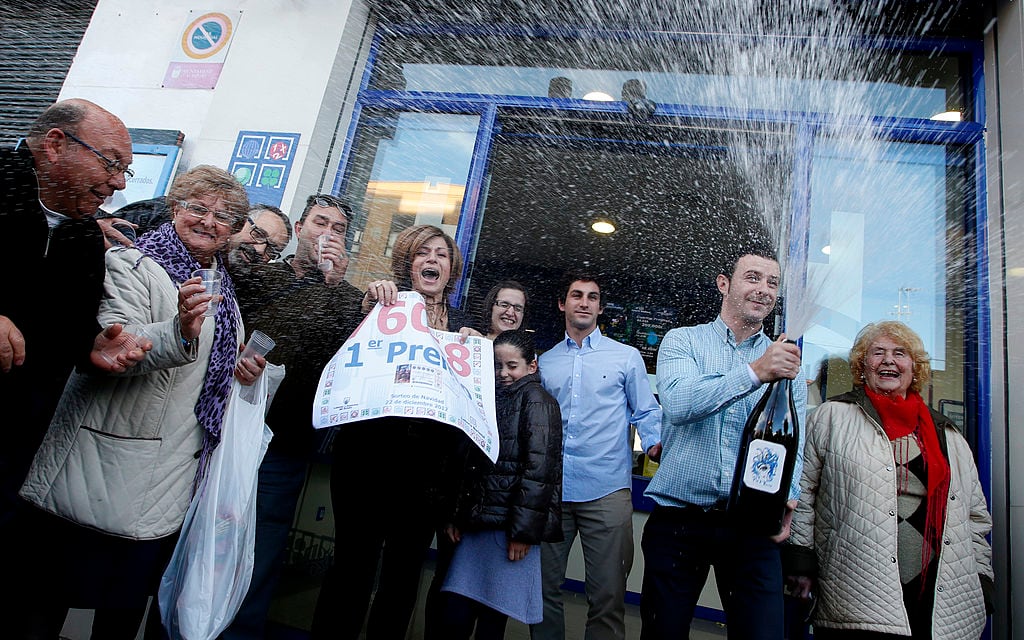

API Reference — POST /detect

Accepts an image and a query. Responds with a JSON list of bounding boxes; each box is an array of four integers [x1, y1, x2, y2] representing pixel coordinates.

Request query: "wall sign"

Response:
[[228, 130, 301, 209], [163, 10, 242, 89]]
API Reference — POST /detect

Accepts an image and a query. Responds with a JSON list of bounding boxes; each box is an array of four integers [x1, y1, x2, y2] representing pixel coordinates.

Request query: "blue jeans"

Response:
[[639, 505, 783, 640], [220, 448, 308, 640]]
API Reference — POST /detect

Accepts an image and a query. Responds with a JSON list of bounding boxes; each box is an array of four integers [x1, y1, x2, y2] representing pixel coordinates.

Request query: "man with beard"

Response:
[[226, 204, 291, 271], [639, 243, 806, 639], [221, 193, 364, 639]]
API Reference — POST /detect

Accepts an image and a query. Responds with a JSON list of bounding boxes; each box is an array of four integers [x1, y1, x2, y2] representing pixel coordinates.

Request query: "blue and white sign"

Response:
[[227, 130, 300, 209]]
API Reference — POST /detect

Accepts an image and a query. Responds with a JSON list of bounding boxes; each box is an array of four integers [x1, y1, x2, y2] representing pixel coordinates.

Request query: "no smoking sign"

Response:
[[181, 12, 233, 59]]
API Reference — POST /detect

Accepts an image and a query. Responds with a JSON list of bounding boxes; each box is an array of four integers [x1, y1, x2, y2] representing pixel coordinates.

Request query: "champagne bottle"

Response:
[[727, 369, 800, 536]]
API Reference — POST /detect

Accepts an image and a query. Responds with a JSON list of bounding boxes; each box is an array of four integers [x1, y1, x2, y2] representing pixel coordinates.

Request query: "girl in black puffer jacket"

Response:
[[430, 330, 563, 639]]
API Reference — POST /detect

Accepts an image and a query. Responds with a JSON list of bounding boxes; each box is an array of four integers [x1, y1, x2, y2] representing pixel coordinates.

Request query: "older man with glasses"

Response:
[[0, 98, 149, 632], [222, 192, 370, 639]]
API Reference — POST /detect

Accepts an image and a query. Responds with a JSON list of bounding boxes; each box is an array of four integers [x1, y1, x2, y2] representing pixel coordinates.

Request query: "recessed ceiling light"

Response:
[[930, 111, 962, 122], [583, 91, 615, 102], [592, 220, 616, 234], [821, 245, 831, 255]]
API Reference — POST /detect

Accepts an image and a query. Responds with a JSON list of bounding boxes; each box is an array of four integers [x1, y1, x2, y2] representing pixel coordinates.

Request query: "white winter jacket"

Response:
[[789, 388, 993, 639], [20, 247, 240, 540]]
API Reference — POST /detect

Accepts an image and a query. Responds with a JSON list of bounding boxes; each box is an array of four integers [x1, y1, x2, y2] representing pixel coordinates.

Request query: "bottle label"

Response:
[[742, 438, 787, 494]]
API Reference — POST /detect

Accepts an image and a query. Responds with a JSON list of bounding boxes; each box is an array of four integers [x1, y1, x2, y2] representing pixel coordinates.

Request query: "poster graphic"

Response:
[[227, 131, 300, 208], [313, 292, 499, 462], [629, 305, 677, 369]]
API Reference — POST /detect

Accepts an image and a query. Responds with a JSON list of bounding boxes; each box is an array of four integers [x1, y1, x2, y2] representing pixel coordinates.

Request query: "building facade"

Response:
[[35, 0, 1021, 636]]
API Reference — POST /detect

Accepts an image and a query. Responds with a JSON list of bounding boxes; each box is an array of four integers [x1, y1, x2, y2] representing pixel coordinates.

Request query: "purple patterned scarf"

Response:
[[135, 222, 238, 484]]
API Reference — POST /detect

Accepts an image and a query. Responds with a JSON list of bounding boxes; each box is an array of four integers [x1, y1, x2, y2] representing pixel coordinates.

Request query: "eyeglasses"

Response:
[[246, 216, 284, 260], [178, 201, 244, 229], [61, 130, 135, 179], [494, 300, 525, 314], [310, 195, 352, 219]]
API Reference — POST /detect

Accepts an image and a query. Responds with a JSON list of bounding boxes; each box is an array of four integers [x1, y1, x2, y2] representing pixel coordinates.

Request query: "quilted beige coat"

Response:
[[20, 247, 237, 540], [789, 389, 993, 639]]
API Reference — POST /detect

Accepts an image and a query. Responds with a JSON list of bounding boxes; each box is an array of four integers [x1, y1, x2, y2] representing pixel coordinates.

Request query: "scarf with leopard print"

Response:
[[135, 221, 238, 486]]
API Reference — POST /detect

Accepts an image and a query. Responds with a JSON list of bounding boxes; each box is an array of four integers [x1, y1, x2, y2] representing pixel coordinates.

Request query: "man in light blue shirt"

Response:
[[640, 245, 806, 640], [532, 271, 662, 640]]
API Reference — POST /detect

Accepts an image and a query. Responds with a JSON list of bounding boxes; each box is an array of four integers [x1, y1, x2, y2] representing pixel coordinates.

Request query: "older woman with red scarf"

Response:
[[784, 321, 992, 639]]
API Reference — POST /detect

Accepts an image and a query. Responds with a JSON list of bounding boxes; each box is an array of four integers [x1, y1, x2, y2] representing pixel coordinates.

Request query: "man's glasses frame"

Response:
[[178, 201, 244, 230], [61, 130, 135, 179], [494, 300, 525, 314], [246, 216, 284, 261], [309, 194, 353, 220]]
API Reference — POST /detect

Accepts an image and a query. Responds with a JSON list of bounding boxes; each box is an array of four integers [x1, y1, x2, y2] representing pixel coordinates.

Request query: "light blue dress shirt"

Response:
[[539, 327, 662, 503], [645, 316, 807, 508]]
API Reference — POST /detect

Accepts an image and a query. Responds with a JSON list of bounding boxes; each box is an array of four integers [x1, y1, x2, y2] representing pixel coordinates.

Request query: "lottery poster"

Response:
[[312, 291, 498, 462]]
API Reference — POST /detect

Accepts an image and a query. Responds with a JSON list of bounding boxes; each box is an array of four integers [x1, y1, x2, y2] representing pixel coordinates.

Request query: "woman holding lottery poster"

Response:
[[311, 225, 483, 640]]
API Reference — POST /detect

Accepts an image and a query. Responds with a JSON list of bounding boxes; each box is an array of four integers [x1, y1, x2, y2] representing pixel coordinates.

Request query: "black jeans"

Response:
[[640, 505, 784, 640]]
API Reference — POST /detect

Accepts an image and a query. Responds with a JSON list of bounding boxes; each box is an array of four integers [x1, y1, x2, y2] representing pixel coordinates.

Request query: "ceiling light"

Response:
[[930, 111, 962, 122], [583, 91, 614, 102], [592, 220, 616, 234], [821, 245, 831, 255]]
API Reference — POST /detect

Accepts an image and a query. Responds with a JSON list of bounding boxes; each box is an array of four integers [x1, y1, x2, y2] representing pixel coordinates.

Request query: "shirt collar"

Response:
[[562, 326, 603, 350], [712, 315, 766, 347], [39, 200, 69, 228]]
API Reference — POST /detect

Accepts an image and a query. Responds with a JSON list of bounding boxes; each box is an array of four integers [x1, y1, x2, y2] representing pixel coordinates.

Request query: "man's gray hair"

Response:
[[27, 101, 89, 142]]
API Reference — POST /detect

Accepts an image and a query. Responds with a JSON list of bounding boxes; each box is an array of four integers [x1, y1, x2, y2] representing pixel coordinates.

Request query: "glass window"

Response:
[[800, 137, 970, 411], [340, 110, 482, 290], [370, 33, 969, 120]]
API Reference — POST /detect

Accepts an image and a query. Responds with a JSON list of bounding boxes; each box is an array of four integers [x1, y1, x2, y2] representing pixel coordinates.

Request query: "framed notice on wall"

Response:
[[99, 134, 183, 213]]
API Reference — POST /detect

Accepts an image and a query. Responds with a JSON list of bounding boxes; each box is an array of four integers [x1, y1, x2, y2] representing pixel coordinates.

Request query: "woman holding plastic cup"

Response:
[[18, 165, 266, 637]]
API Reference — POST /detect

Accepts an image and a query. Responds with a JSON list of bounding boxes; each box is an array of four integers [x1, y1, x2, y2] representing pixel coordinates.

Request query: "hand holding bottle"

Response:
[[751, 334, 802, 382]]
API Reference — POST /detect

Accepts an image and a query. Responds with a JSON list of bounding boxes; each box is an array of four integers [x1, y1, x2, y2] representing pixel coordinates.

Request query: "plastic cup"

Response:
[[191, 268, 223, 317], [317, 234, 333, 273], [240, 329, 276, 361], [100, 326, 151, 367]]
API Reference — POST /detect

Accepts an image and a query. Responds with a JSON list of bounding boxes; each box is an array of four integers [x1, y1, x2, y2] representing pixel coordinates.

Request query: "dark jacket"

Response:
[[328, 303, 482, 525], [457, 372, 564, 544], [0, 142, 106, 518], [95, 195, 170, 237], [233, 259, 364, 456]]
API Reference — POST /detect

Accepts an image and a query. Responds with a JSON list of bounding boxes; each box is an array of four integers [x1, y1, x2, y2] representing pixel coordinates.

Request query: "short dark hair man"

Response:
[[640, 244, 807, 639], [221, 193, 364, 638], [532, 270, 662, 640]]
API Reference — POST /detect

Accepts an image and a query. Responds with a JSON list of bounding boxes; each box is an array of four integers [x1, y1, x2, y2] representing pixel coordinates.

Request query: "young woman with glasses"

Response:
[[478, 280, 529, 340]]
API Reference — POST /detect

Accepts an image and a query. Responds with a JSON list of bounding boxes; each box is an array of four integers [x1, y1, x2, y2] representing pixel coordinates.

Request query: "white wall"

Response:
[[59, 0, 372, 226]]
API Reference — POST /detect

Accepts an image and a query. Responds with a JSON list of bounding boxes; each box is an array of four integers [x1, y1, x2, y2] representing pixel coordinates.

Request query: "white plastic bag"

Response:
[[157, 368, 276, 640]]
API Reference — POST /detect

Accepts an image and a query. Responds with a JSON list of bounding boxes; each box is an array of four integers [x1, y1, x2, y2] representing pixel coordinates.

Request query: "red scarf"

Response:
[[865, 387, 950, 589]]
